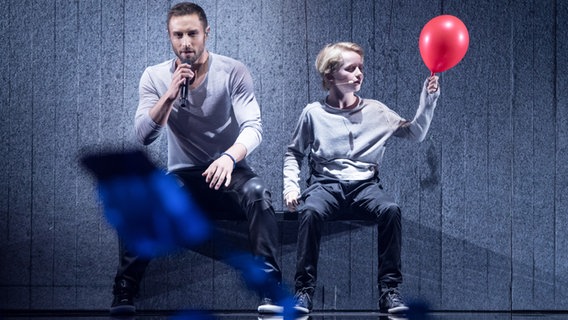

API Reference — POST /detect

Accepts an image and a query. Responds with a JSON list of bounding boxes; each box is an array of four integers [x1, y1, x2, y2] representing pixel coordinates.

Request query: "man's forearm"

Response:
[[148, 95, 176, 126]]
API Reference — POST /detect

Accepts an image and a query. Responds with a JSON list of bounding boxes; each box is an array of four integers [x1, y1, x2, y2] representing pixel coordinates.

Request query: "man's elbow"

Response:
[[136, 130, 156, 146]]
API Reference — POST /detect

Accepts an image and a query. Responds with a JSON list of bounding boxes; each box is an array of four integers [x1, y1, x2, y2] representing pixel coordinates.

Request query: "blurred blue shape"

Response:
[[278, 296, 297, 320], [226, 252, 269, 292], [406, 298, 432, 320], [81, 150, 211, 258], [81, 150, 296, 316]]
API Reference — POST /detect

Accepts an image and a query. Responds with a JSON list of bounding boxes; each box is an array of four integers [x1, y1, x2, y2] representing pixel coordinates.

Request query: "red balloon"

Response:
[[419, 15, 469, 74]]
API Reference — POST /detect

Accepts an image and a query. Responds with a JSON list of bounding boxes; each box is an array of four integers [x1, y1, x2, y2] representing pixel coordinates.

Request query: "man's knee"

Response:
[[242, 177, 271, 202]]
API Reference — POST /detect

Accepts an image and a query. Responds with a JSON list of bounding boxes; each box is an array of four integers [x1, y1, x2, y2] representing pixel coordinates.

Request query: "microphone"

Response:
[[179, 59, 194, 107], [335, 80, 356, 85]]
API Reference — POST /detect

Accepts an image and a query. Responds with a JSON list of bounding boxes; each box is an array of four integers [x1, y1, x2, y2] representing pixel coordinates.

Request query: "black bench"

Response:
[[136, 210, 380, 311]]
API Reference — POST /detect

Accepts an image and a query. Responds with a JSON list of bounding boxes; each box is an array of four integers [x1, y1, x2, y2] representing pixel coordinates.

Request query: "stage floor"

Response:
[[2, 311, 568, 320]]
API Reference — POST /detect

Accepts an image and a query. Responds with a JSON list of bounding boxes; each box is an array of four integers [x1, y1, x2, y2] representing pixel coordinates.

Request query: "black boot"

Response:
[[110, 278, 138, 315]]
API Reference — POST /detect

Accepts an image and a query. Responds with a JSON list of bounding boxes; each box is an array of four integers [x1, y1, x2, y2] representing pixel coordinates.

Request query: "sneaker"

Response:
[[257, 315, 309, 320], [258, 297, 284, 314], [293, 291, 313, 314], [379, 286, 408, 314], [110, 279, 136, 315], [257, 316, 283, 320]]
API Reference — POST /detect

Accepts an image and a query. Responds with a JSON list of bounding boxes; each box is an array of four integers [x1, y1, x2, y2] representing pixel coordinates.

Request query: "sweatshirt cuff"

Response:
[[235, 127, 262, 156]]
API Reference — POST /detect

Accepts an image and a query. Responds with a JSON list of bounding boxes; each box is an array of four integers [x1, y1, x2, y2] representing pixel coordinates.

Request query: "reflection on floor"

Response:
[[2, 311, 568, 320]]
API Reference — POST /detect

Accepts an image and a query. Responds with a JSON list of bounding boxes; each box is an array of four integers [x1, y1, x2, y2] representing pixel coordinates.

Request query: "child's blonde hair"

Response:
[[315, 42, 364, 90]]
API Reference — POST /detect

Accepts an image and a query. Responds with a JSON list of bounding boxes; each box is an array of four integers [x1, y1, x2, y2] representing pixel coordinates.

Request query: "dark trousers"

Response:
[[294, 177, 402, 294], [115, 166, 282, 295]]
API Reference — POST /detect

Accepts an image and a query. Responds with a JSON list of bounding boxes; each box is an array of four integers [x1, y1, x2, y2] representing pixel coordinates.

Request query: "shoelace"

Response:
[[381, 288, 403, 302], [113, 279, 139, 298]]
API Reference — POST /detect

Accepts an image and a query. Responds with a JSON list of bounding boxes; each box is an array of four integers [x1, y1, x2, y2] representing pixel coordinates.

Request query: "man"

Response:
[[110, 2, 282, 315], [283, 42, 440, 314]]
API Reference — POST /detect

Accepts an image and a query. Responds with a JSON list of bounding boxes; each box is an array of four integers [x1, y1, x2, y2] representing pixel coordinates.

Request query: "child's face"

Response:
[[330, 50, 364, 92]]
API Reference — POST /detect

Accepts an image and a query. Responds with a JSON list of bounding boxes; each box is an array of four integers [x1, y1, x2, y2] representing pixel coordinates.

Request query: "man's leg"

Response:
[[111, 241, 151, 315], [172, 167, 284, 312], [229, 171, 284, 312]]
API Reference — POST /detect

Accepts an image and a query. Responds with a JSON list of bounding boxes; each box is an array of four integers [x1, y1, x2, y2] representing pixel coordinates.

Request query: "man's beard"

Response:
[[180, 49, 203, 65]]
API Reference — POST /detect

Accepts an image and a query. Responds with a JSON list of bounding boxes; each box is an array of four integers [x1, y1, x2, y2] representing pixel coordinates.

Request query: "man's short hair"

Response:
[[167, 2, 208, 31]]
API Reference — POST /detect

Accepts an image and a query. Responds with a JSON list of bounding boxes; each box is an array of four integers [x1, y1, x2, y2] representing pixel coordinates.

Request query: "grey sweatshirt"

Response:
[[283, 79, 440, 197], [135, 53, 263, 171]]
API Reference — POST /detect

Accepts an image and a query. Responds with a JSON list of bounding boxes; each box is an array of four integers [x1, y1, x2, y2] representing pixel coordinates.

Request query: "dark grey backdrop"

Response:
[[1, 0, 567, 313]]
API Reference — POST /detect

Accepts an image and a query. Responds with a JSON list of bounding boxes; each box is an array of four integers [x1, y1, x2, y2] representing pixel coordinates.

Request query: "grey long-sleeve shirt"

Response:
[[134, 53, 263, 171], [283, 79, 440, 197]]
